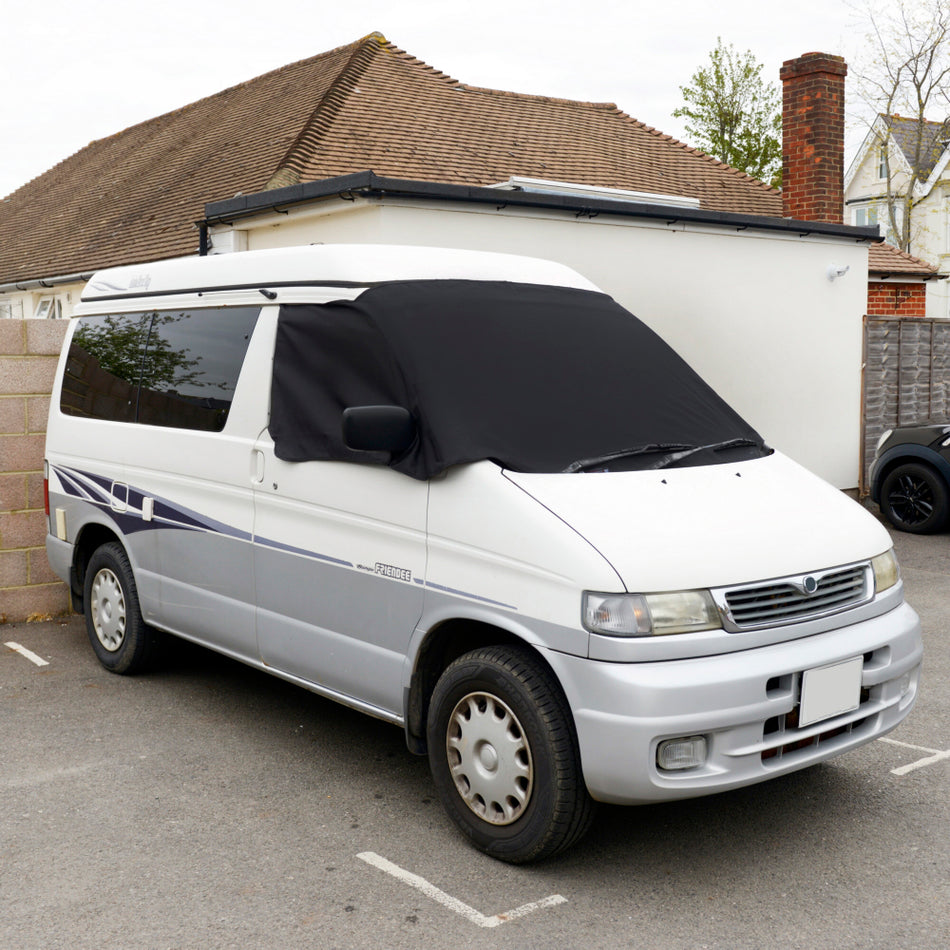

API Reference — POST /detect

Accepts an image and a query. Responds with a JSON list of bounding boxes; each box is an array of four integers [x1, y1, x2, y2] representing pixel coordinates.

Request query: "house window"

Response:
[[884, 205, 903, 247], [854, 204, 880, 232], [34, 296, 64, 319], [878, 147, 888, 179]]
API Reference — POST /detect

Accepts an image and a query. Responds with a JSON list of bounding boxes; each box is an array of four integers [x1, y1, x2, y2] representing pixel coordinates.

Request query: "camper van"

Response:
[[45, 245, 922, 863]]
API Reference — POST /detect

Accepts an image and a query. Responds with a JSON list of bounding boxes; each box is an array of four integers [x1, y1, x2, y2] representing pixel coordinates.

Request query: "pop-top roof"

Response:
[[80, 244, 598, 303]]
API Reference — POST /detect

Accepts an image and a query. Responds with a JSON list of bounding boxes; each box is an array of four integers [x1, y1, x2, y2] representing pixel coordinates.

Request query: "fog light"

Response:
[[657, 736, 707, 772]]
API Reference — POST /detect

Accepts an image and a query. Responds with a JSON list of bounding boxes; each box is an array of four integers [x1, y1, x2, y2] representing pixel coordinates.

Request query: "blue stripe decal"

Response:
[[57, 468, 111, 505], [420, 580, 518, 611], [51, 465, 517, 610], [252, 535, 352, 568], [55, 466, 253, 543]]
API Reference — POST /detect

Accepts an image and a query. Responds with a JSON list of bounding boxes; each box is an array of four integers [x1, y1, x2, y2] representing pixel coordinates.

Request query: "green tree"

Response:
[[673, 39, 782, 188], [73, 312, 206, 391]]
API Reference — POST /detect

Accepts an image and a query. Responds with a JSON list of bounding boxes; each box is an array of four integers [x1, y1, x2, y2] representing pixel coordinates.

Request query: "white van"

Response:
[[45, 245, 922, 863]]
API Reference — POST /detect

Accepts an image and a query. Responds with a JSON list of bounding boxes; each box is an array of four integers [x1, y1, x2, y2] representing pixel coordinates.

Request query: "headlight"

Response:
[[871, 549, 900, 593], [875, 429, 893, 453], [583, 590, 721, 637]]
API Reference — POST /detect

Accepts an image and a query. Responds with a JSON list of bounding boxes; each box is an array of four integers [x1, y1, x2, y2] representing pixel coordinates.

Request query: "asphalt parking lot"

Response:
[[2, 524, 948, 950]]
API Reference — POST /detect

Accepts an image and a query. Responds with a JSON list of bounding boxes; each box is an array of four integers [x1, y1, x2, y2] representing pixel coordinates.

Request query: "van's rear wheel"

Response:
[[427, 645, 594, 863], [83, 542, 157, 674]]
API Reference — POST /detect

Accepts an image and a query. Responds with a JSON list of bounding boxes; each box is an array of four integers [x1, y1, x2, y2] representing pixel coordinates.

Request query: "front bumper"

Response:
[[550, 602, 922, 805]]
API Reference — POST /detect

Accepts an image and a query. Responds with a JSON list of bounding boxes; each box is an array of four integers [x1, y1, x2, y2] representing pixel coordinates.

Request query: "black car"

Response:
[[870, 424, 950, 533]]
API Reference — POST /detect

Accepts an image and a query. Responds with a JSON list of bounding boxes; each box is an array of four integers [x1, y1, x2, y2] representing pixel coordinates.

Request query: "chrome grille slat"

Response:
[[731, 585, 864, 612], [719, 563, 871, 630]]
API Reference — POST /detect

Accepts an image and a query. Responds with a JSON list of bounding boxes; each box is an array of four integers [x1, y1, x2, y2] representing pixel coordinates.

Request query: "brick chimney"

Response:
[[780, 52, 847, 222]]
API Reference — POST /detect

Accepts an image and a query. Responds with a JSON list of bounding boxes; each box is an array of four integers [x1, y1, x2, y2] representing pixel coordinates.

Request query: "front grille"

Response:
[[720, 563, 870, 630]]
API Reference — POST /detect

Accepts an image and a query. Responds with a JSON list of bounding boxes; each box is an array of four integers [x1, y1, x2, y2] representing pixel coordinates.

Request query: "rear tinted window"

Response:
[[60, 313, 149, 423], [61, 307, 259, 431]]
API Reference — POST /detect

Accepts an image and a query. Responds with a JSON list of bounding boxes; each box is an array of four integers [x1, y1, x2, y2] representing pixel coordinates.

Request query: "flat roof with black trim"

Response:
[[202, 171, 881, 243]]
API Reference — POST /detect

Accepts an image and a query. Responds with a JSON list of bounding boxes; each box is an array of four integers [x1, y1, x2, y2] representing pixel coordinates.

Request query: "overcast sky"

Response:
[[3, 0, 873, 199]]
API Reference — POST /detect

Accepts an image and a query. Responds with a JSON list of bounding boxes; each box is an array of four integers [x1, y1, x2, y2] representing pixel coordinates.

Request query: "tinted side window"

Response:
[[60, 307, 259, 431], [61, 313, 150, 422], [136, 308, 259, 431]]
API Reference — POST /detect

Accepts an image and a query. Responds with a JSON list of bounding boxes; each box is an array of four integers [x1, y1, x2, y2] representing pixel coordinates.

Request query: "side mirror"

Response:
[[342, 406, 416, 454]]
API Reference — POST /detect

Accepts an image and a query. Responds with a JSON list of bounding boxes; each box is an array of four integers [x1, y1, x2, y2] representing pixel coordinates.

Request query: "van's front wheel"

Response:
[[83, 542, 157, 674], [426, 645, 594, 863]]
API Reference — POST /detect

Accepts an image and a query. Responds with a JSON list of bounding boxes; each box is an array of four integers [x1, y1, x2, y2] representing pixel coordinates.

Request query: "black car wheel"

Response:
[[880, 462, 950, 533]]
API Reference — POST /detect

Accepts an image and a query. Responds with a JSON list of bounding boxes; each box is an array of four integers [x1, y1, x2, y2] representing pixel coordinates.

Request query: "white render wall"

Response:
[[216, 198, 870, 488]]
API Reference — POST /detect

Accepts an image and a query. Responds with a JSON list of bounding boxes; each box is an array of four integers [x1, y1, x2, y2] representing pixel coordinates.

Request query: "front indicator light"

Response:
[[657, 736, 707, 772], [582, 592, 652, 636]]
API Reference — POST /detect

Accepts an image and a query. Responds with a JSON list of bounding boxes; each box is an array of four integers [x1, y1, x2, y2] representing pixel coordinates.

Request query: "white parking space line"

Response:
[[4, 642, 49, 667], [357, 851, 567, 928], [879, 737, 950, 775]]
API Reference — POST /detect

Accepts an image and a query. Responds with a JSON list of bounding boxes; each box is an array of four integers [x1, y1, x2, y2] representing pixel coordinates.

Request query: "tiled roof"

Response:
[[0, 39, 360, 285], [881, 115, 950, 181], [868, 240, 939, 278], [0, 33, 782, 286]]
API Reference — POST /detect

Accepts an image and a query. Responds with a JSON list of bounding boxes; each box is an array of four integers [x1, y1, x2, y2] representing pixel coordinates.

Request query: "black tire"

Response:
[[83, 542, 158, 674], [426, 645, 595, 864], [880, 462, 950, 534]]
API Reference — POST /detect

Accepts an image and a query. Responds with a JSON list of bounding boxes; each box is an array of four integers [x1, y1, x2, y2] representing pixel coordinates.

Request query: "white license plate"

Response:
[[799, 656, 863, 727]]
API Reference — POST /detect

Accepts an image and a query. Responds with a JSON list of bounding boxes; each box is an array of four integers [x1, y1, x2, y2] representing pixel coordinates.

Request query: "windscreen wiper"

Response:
[[563, 443, 696, 473], [649, 438, 763, 470]]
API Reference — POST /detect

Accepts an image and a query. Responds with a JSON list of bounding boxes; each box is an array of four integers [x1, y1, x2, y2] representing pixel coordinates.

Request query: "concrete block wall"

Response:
[[0, 320, 71, 622]]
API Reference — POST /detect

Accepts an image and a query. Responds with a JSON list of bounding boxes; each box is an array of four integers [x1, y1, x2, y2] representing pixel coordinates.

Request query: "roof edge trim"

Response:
[[203, 171, 880, 242], [869, 272, 946, 282]]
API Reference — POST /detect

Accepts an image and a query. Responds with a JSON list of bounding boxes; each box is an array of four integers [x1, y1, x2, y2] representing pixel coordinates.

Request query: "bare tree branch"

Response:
[[851, 0, 950, 252]]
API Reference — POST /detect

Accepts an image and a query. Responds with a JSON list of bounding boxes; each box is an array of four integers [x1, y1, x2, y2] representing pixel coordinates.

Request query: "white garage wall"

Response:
[[230, 198, 869, 488]]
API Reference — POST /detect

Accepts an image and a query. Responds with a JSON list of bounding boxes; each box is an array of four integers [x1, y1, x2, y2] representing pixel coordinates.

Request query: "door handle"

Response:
[[251, 450, 265, 485]]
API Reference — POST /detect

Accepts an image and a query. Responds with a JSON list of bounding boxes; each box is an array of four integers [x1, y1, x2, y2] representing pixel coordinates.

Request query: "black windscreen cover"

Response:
[[269, 280, 761, 479]]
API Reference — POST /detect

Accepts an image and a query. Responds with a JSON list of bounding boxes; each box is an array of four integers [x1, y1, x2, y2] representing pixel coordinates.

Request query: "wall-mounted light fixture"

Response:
[[827, 264, 850, 281]]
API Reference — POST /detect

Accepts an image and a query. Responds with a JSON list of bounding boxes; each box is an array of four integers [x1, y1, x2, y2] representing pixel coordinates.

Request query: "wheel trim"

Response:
[[890, 473, 935, 525], [446, 691, 533, 826], [90, 567, 127, 652]]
